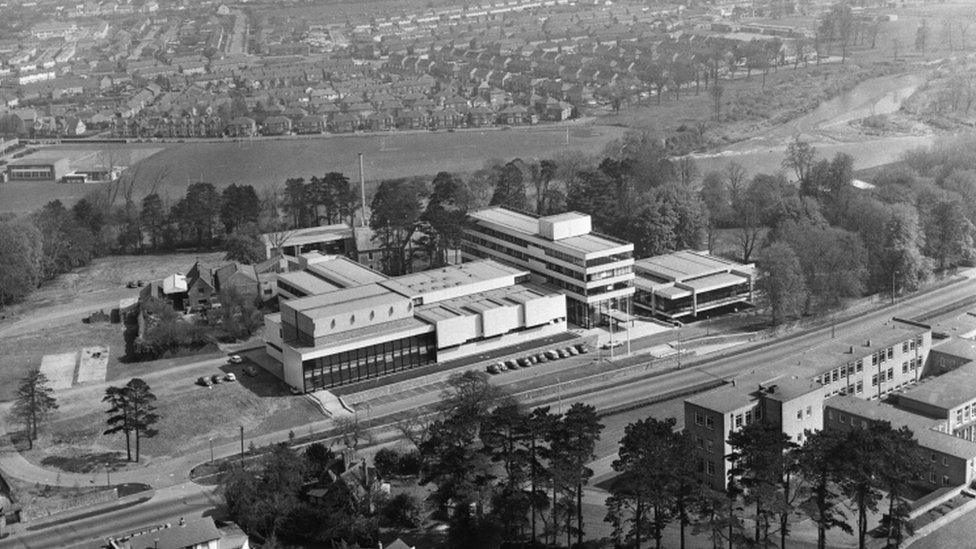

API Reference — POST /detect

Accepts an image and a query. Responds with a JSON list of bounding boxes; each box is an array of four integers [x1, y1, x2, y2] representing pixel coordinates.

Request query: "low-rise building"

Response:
[[261, 224, 354, 259], [633, 250, 754, 320], [264, 257, 566, 392]]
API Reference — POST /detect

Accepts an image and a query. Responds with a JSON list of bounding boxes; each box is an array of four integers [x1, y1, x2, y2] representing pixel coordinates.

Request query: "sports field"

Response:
[[0, 124, 626, 213]]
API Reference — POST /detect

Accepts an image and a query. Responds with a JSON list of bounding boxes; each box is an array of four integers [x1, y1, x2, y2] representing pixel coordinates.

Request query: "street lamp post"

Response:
[[209, 438, 214, 464]]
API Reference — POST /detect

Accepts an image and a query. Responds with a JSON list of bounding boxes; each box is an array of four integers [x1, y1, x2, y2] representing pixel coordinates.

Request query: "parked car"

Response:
[[243, 365, 258, 376], [545, 350, 559, 360], [536, 353, 548, 363], [527, 355, 538, 364], [575, 343, 589, 354], [197, 376, 212, 387], [211, 374, 223, 384], [126, 281, 137, 288], [505, 360, 519, 370], [487, 363, 502, 374], [517, 357, 531, 368], [228, 354, 243, 364], [601, 341, 623, 350], [565, 347, 578, 356], [224, 373, 237, 382]]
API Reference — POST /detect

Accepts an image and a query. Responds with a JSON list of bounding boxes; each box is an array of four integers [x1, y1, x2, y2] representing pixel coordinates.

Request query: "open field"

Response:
[[16, 353, 321, 472], [0, 125, 625, 213], [0, 252, 225, 401]]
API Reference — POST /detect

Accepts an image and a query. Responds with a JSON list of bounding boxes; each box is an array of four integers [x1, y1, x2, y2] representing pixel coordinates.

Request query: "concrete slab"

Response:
[[39, 352, 78, 390], [307, 390, 353, 417], [76, 346, 109, 384]]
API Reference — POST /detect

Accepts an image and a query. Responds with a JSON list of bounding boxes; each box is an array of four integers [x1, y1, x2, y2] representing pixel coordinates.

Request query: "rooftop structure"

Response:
[[633, 250, 754, 320], [463, 206, 634, 328]]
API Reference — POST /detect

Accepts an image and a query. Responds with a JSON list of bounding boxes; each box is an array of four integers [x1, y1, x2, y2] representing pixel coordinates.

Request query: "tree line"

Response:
[[698, 133, 976, 324]]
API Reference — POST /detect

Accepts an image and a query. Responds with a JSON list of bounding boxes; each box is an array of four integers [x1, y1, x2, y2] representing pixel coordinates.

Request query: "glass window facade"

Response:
[[301, 333, 435, 391]]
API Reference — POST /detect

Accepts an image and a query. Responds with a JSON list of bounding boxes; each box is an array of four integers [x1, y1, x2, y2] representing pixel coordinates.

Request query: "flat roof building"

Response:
[[825, 396, 976, 489], [261, 224, 353, 259], [264, 256, 567, 392], [685, 318, 933, 490], [633, 250, 754, 320], [463, 206, 634, 328]]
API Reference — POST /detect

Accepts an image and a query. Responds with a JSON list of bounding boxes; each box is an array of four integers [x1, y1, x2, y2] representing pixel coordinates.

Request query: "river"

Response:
[[689, 72, 937, 177]]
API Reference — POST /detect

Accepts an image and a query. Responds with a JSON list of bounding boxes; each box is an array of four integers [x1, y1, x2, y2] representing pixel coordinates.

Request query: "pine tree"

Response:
[[13, 369, 58, 449]]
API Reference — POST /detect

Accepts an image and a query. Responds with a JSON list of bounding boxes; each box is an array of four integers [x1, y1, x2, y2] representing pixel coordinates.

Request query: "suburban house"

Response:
[[225, 116, 257, 137], [262, 115, 293, 135]]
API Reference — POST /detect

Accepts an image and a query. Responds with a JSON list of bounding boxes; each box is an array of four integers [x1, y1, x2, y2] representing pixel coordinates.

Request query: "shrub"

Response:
[[374, 447, 400, 480], [381, 493, 422, 528]]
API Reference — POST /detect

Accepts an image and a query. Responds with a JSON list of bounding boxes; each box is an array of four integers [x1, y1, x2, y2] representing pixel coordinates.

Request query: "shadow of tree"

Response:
[[41, 451, 129, 474]]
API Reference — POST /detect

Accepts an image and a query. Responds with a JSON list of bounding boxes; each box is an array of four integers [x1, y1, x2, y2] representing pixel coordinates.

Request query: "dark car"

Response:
[[487, 363, 502, 374], [197, 376, 213, 387], [536, 353, 548, 363], [243, 365, 259, 377], [517, 357, 531, 368], [575, 343, 589, 354], [211, 374, 223, 384], [505, 360, 519, 370], [545, 350, 559, 360]]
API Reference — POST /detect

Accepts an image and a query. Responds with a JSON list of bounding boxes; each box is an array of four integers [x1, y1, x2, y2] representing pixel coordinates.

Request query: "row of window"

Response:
[[585, 252, 633, 268], [301, 333, 435, 390], [955, 402, 976, 427]]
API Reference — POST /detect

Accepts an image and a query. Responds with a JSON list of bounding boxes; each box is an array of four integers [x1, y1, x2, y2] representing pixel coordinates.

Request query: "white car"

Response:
[[224, 373, 237, 382], [228, 355, 243, 364]]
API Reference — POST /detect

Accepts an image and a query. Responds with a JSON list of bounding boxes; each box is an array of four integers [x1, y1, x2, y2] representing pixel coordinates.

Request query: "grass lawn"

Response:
[[0, 252, 226, 402], [17, 359, 320, 472]]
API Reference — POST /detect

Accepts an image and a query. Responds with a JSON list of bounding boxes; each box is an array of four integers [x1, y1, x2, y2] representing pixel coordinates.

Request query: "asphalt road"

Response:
[[0, 484, 220, 549]]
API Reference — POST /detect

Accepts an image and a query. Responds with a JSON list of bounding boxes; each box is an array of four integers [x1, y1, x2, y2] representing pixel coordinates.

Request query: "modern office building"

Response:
[[685, 318, 933, 490], [633, 250, 754, 320], [264, 255, 567, 392], [462, 207, 634, 328]]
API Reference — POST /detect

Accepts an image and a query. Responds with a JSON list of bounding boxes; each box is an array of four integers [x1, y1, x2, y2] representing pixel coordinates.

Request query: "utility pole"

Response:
[[358, 152, 367, 228]]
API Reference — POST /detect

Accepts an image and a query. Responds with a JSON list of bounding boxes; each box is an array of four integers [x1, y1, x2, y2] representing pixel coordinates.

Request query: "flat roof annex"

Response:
[[380, 259, 524, 296], [635, 250, 752, 283], [898, 360, 976, 412], [261, 224, 352, 247], [468, 206, 632, 258]]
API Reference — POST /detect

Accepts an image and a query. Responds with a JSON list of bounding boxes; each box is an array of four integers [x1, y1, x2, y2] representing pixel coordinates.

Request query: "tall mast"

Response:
[[358, 152, 367, 228]]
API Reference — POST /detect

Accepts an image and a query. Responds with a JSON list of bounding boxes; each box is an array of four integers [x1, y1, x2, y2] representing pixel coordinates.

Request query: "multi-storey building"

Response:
[[264, 255, 567, 392], [685, 318, 933, 490], [462, 207, 634, 328]]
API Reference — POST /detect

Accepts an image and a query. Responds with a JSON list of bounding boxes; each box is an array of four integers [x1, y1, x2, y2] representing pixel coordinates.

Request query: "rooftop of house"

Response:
[[261, 224, 353, 248], [825, 396, 976, 460], [897, 360, 976, 412], [278, 270, 341, 295], [930, 336, 976, 364], [285, 282, 402, 316], [685, 379, 762, 414], [634, 250, 753, 283], [468, 206, 632, 257]]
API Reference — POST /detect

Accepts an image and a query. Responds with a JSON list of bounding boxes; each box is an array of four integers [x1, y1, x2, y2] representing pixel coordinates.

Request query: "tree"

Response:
[[103, 385, 133, 461], [782, 136, 817, 184], [608, 417, 680, 549], [836, 426, 886, 549], [223, 230, 266, 264], [798, 429, 852, 549], [700, 171, 730, 253], [877, 426, 924, 549], [140, 193, 167, 250], [758, 242, 807, 325], [926, 197, 974, 271], [490, 161, 529, 210], [777, 221, 868, 313], [0, 220, 43, 307], [423, 171, 470, 266], [710, 83, 724, 121], [282, 178, 312, 228], [220, 184, 261, 234], [550, 403, 603, 548], [13, 369, 58, 449], [370, 178, 427, 275], [126, 378, 159, 462], [171, 182, 222, 245]]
